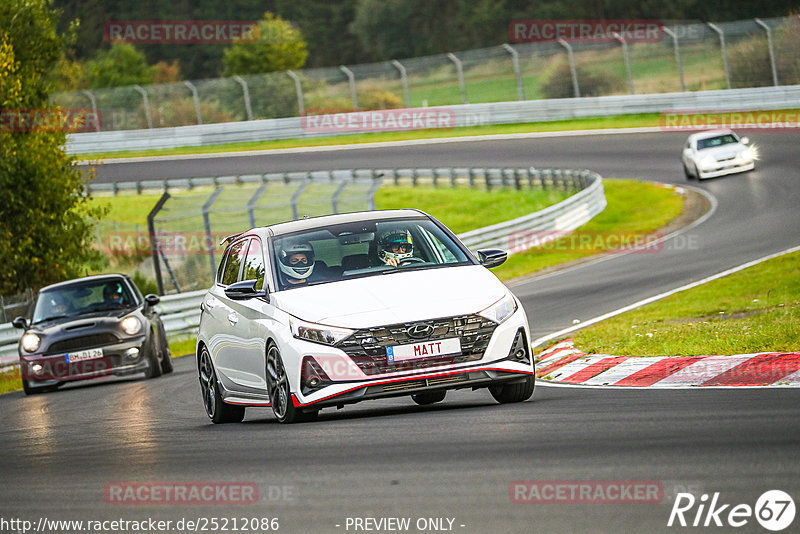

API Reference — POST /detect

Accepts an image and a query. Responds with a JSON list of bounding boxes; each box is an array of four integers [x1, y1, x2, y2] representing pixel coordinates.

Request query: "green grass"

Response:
[[570, 251, 800, 356], [374, 185, 571, 235], [492, 179, 684, 281]]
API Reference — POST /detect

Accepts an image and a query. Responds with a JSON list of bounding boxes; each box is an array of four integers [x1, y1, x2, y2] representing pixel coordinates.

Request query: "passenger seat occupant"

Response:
[[278, 241, 315, 285]]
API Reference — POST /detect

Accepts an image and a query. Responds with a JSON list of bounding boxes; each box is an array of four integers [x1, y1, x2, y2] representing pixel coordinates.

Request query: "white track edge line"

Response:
[[532, 243, 800, 348]]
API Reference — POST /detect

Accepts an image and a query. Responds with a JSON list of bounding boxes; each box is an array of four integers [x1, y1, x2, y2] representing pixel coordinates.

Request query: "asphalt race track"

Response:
[[1, 130, 798, 533]]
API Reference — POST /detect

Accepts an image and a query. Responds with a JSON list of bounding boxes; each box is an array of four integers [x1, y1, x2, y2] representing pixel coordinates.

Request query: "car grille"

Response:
[[47, 333, 120, 354], [337, 314, 497, 375]]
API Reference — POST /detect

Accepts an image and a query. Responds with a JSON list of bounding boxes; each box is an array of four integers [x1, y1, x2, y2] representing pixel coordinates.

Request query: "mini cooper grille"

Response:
[[47, 334, 120, 354], [337, 315, 497, 375]]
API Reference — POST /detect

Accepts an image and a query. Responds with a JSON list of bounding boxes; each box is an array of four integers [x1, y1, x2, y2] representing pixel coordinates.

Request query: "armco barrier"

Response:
[[0, 168, 605, 369], [66, 85, 800, 155]]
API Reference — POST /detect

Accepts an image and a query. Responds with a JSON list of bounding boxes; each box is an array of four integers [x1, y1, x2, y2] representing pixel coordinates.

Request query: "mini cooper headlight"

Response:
[[21, 332, 41, 353], [120, 316, 142, 335], [479, 293, 518, 324], [290, 316, 354, 346]]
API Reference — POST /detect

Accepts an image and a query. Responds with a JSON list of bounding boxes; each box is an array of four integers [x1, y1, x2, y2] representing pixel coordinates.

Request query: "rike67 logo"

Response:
[[668, 490, 795, 531]]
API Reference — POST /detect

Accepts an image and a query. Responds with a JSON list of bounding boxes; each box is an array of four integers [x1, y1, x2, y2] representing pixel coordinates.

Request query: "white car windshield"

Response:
[[272, 217, 473, 290], [697, 134, 738, 150]]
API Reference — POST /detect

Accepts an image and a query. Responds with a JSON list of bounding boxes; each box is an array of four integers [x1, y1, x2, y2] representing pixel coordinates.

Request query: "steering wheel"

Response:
[[398, 257, 426, 266]]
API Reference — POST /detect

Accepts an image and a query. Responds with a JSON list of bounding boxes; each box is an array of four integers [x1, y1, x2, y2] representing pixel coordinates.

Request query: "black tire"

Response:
[[159, 332, 174, 375], [489, 375, 535, 404], [266, 342, 318, 424], [143, 335, 162, 379], [683, 163, 693, 180], [411, 390, 446, 405], [198, 346, 245, 424], [22, 379, 53, 395]]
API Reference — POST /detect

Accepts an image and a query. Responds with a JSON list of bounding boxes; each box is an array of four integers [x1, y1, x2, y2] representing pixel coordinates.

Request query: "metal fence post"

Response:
[[247, 182, 268, 228], [391, 60, 411, 108], [133, 85, 153, 128], [446, 53, 468, 105], [331, 178, 350, 214], [290, 180, 310, 219], [367, 171, 383, 210], [557, 39, 580, 98], [662, 27, 685, 92], [233, 76, 253, 120], [707, 23, 731, 89], [147, 192, 170, 295], [80, 90, 101, 131], [202, 188, 224, 280], [502, 44, 525, 101], [612, 32, 635, 94], [754, 18, 779, 86], [286, 70, 305, 116], [183, 81, 202, 125], [339, 65, 358, 111]]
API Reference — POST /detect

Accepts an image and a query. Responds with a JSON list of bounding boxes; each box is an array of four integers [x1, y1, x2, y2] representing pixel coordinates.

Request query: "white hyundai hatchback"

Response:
[[681, 129, 756, 180], [196, 209, 534, 424]]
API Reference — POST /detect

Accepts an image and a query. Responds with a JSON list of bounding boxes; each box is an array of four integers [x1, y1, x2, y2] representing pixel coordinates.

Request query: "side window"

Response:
[[220, 240, 245, 286], [241, 238, 266, 290]]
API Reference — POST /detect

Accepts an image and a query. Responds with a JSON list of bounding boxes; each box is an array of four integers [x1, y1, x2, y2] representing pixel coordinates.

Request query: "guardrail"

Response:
[[1, 167, 605, 369], [67, 85, 800, 155]]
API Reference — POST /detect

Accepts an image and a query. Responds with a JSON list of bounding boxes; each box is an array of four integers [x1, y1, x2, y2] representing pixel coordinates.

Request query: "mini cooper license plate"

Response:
[[65, 348, 103, 363], [386, 337, 461, 362]]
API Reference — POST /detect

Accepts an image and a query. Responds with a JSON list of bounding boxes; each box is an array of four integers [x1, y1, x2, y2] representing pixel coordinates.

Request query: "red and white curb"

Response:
[[535, 339, 800, 388]]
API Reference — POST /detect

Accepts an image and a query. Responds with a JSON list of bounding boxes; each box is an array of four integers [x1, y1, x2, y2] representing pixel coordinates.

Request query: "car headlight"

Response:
[[739, 148, 754, 162], [120, 316, 142, 335], [478, 293, 518, 324], [21, 333, 41, 353], [290, 316, 354, 346], [699, 155, 717, 170]]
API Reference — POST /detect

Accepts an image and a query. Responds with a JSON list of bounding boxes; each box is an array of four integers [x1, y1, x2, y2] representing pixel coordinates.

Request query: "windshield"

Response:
[[271, 217, 473, 290], [32, 278, 136, 323], [697, 134, 738, 150]]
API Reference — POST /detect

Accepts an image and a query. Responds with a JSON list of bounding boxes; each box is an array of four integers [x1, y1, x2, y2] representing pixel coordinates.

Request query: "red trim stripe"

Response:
[[702, 353, 800, 386], [561, 356, 628, 383], [614, 356, 706, 386], [536, 353, 585, 377], [293, 366, 533, 407]]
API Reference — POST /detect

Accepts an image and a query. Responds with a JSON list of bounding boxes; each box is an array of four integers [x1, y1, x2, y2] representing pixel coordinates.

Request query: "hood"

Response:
[[699, 143, 744, 161], [30, 307, 137, 334], [273, 265, 509, 328]]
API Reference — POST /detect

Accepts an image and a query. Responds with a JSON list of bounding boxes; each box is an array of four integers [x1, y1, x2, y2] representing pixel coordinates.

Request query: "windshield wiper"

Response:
[[35, 314, 70, 323]]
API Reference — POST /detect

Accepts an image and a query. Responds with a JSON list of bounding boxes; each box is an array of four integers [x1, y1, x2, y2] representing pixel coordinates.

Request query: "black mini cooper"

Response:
[[12, 274, 172, 394]]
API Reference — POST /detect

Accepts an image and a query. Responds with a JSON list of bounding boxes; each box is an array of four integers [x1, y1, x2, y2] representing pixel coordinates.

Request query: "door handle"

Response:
[[227, 312, 239, 325]]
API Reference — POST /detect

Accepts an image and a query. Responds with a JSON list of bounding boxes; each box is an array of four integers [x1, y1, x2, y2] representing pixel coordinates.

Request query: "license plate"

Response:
[[65, 348, 103, 363], [386, 337, 461, 362]]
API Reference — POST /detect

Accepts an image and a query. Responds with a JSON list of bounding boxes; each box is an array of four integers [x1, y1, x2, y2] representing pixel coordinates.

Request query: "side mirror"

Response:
[[144, 294, 160, 307], [477, 249, 508, 269], [12, 316, 28, 330], [224, 279, 268, 301], [740, 136, 750, 145]]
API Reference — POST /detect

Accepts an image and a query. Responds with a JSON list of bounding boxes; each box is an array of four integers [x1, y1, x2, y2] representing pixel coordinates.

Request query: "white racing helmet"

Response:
[[377, 230, 414, 264], [278, 241, 315, 280]]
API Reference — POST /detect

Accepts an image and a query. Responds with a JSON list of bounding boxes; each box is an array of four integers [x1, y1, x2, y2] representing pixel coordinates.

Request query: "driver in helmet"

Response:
[[278, 241, 316, 286], [377, 229, 414, 267], [47, 294, 71, 316], [103, 283, 125, 307]]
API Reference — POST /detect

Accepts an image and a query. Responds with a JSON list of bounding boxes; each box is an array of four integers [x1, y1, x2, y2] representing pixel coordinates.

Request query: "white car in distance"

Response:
[[682, 129, 756, 180]]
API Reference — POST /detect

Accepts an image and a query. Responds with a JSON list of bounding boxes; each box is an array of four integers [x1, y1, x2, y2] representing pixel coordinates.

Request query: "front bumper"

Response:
[[20, 335, 149, 385], [698, 159, 754, 179], [281, 303, 533, 408]]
